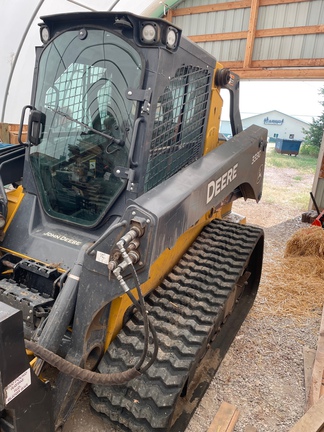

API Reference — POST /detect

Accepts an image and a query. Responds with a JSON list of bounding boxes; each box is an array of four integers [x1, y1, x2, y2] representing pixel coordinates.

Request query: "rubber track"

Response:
[[91, 219, 263, 432]]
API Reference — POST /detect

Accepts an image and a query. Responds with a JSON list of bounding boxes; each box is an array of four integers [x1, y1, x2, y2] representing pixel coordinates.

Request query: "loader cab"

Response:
[[29, 19, 143, 227], [24, 12, 215, 229]]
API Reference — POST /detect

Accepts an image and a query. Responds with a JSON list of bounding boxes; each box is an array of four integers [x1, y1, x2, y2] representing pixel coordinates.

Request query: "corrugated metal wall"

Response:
[[170, 0, 324, 78], [255, 1, 324, 60], [173, 2, 250, 35], [174, 6, 250, 61]]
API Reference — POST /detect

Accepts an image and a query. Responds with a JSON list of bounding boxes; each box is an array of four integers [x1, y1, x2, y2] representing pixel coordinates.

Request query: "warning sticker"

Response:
[[96, 251, 110, 265], [4, 369, 31, 405]]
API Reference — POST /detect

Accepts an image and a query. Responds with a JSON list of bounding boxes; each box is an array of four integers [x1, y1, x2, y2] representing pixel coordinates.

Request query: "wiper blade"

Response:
[[46, 106, 124, 146]]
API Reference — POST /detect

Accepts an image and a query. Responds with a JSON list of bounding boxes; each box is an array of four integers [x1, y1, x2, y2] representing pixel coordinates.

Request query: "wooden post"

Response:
[[0, 123, 10, 143], [309, 132, 324, 211], [243, 0, 260, 69], [165, 8, 173, 22]]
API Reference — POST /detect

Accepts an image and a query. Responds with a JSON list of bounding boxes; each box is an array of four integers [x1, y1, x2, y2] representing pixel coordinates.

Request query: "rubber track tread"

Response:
[[91, 219, 263, 431]]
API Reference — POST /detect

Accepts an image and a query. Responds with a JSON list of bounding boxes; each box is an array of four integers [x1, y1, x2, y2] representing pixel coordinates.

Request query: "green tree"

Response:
[[302, 87, 324, 149]]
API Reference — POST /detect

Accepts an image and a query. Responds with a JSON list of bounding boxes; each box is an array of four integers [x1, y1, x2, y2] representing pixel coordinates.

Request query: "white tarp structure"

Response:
[[1, 1, 321, 125], [0, 0, 176, 123]]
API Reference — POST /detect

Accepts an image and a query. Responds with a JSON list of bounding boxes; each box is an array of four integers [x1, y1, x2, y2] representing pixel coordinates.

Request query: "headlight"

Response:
[[40, 26, 50, 44], [166, 27, 178, 49], [141, 23, 160, 44]]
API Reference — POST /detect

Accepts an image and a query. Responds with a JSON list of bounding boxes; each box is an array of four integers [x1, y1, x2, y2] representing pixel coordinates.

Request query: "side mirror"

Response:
[[18, 105, 32, 145], [215, 68, 243, 137], [18, 106, 46, 146], [28, 109, 46, 146]]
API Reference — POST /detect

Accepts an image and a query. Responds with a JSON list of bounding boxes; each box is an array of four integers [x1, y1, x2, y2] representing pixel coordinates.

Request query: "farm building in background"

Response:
[[221, 110, 309, 142]]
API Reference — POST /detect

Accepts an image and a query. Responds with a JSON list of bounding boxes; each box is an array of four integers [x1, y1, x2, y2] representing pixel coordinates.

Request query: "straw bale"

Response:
[[284, 226, 324, 258]]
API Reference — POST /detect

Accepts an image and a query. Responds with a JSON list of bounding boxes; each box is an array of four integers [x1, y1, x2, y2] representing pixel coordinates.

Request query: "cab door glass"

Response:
[[30, 29, 142, 226]]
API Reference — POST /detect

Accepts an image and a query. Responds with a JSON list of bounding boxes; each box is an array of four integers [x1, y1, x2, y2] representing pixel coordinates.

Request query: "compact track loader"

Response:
[[0, 12, 267, 432]]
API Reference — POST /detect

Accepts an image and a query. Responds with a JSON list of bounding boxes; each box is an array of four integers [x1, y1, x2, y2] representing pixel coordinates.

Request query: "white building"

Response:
[[221, 110, 310, 142]]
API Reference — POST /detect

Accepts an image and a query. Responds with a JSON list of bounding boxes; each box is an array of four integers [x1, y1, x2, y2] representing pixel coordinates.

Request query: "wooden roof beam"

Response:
[[172, 0, 310, 16], [223, 59, 324, 68], [190, 32, 246, 42], [189, 25, 324, 42], [257, 25, 324, 37], [172, 0, 251, 16], [220, 67, 324, 79], [244, 0, 260, 69], [261, 0, 311, 5]]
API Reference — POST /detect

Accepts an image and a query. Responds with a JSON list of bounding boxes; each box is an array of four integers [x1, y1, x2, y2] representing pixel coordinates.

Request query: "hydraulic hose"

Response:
[[25, 262, 156, 384], [127, 263, 159, 373], [87, 220, 127, 255], [28, 227, 158, 384], [113, 233, 159, 373], [27, 249, 158, 385], [25, 272, 156, 386], [25, 339, 140, 385]]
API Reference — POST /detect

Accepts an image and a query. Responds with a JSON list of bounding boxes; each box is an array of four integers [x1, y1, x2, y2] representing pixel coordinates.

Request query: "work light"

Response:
[[141, 23, 159, 44]]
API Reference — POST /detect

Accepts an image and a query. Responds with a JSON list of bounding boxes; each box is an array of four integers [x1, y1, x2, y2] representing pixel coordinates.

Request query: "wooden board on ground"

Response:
[[207, 401, 239, 432], [304, 346, 316, 406], [289, 395, 324, 432], [307, 305, 324, 410]]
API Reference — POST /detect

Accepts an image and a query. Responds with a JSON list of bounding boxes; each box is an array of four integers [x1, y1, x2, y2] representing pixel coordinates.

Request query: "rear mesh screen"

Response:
[[144, 66, 211, 192]]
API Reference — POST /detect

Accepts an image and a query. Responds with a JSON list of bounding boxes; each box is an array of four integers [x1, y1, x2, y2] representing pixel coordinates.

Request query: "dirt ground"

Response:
[[63, 159, 321, 432]]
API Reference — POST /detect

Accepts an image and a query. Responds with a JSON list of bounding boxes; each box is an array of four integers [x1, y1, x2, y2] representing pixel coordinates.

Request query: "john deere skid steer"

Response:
[[0, 12, 267, 432]]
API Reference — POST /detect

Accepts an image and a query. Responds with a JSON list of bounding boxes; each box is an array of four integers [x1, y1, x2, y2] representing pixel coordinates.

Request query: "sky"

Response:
[[221, 80, 324, 123]]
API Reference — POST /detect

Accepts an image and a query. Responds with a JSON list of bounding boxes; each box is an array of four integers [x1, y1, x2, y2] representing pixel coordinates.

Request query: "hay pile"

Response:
[[254, 226, 324, 319], [284, 226, 324, 259]]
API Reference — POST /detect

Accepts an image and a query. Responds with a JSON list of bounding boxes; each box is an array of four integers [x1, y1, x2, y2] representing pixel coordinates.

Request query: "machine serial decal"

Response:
[[206, 163, 238, 204], [96, 251, 110, 265], [4, 369, 31, 404], [43, 232, 82, 246], [251, 149, 262, 165]]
